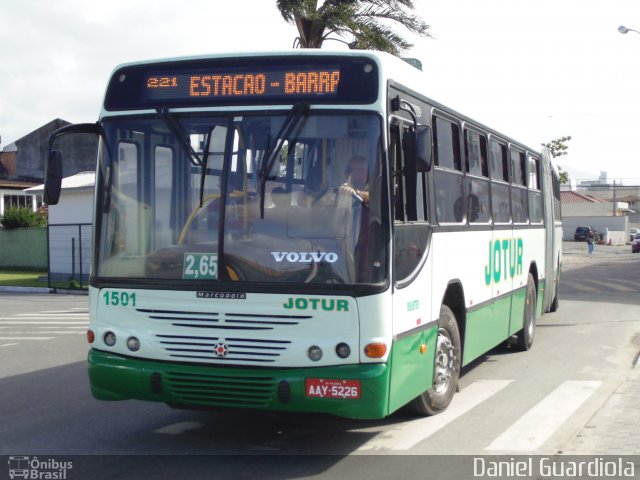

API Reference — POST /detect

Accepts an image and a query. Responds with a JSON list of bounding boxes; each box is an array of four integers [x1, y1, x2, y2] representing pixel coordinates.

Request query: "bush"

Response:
[[0, 207, 48, 229]]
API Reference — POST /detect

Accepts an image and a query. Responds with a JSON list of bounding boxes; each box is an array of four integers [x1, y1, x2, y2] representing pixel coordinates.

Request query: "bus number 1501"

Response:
[[103, 291, 137, 307]]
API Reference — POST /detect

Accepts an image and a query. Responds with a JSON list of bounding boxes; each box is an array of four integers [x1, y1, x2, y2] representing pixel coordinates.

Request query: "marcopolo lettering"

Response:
[[271, 251, 338, 263], [197, 291, 247, 299], [283, 297, 349, 312], [484, 238, 524, 286]]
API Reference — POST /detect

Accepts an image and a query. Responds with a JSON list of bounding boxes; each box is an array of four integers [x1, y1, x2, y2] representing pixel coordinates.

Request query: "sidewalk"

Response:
[[0, 271, 88, 295], [0, 285, 87, 295], [561, 241, 640, 454]]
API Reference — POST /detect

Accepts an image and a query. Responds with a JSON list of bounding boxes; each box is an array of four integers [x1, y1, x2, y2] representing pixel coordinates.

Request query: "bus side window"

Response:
[[510, 147, 528, 224], [433, 115, 464, 224], [391, 120, 430, 284], [489, 139, 511, 223], [390, 124, 405, 221], [464, 128, 490, 224], [528, 154, 543, 223]]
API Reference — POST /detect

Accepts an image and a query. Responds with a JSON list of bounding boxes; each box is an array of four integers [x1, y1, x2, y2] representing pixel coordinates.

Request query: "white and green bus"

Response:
[[45, 50, 562, 419]]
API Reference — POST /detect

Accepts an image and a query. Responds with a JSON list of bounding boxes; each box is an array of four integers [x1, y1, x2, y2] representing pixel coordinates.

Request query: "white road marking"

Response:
[[154, 421, 204, 435], [21, 331, 86, 335], [357, 380, 513, 452], [0, 321, 88, 325], [0, 343, 19, 347], [0, 311, 89, 344], [41, 310, 89, 314], [15, 312, 89, 315], [485, 380, 602, 452], [0, 337, 55, 340]]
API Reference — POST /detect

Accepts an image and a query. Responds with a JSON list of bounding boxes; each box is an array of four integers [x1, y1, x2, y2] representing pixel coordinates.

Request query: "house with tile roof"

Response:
[[560, 191, 632, 244]]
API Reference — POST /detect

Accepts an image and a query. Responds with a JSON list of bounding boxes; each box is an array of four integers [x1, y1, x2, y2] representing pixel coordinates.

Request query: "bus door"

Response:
[[388, 91, 435, 412]]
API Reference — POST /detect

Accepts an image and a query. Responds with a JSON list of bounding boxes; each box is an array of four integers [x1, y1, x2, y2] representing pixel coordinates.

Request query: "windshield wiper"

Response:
[[157, 108, 201, 166], [259, 103, 309, 218]]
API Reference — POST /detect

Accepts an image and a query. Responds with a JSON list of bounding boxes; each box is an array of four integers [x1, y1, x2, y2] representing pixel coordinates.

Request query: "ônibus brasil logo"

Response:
[[8, 456, 73, 479]]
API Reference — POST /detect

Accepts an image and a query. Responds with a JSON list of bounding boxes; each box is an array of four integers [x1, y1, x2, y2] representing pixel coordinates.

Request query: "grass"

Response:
[[0, 270, 48, 288], [0, 270, 85, 289]]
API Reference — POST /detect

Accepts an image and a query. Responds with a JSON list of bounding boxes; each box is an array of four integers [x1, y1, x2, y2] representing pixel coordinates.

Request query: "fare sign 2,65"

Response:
[[306, 378, 361, 400], [183, 253, 218, 280]]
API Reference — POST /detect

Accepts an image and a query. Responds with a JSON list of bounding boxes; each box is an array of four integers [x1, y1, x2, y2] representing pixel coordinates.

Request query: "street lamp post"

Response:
[[618, 25, 640, 35]]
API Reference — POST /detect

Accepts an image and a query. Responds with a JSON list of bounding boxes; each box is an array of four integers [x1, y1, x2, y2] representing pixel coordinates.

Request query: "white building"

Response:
[[26, 172, 94, 281]]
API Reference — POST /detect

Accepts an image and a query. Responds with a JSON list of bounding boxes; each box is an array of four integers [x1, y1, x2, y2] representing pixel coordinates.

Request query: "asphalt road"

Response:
[[1, 242, 639, 479]]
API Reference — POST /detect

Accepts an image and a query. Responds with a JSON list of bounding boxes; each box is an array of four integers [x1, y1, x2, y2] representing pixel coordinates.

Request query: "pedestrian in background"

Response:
[[587, 230, 595, 256]]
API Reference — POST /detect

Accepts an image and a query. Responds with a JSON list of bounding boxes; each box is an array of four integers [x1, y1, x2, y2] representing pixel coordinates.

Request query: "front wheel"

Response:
[[407, 305, 461, 416]]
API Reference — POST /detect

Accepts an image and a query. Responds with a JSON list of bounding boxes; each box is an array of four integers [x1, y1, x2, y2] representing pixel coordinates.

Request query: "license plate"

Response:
[[305, 378, 361, 400]]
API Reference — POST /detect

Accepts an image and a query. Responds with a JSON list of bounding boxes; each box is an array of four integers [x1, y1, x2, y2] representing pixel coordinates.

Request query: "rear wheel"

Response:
[[549, 268, 560, 312], [516, 273, 537, 351], [408, 305, 461, 416]]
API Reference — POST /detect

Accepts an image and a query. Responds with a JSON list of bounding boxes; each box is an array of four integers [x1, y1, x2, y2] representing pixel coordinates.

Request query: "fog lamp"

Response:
[[127, 337, 141, 352], [104, 331, 116, 347], [308, 345, 323, 361], [336, 342, 351, 359]]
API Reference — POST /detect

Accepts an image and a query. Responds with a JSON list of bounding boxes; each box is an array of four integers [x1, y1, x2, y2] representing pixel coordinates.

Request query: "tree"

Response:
[[544, 136, 572, 159], [0, 207, 47, 229], [556, 165, 569, 184], [276, 0, 431, 55], [544, 136, 571, 184]]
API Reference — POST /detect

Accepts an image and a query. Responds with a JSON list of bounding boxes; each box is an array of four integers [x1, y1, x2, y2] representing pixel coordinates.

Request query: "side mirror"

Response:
[[44, 122, 101, 206], [416, 126, 432, 172], [44, 150, 63, 205]]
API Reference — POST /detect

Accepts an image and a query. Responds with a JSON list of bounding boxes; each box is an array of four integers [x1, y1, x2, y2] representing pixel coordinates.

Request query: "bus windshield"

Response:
[[96, 111, 387, 286]]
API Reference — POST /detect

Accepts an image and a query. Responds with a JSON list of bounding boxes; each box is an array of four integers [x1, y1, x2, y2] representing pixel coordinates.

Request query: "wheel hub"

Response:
[[434, 329, 455, 393]]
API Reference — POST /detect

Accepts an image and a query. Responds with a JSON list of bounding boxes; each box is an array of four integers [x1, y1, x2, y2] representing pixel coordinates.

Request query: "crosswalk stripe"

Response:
[[0, 321, 88, 325], [357, 380, 512, 452], [0, 337, 55, 340], [39, 308, 89, 315], [154, 421, 204, 435], [8, 331, 85, 335], [1, 316, 89, 319], [485, 380, 602, 452]]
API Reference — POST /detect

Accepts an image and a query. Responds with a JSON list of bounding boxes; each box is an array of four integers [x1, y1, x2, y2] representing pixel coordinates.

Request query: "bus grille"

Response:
[[138, 307, 310, 329], [155, 335, 290, 363], [165, 371, 276, 407], [139, 307, 304, 363]]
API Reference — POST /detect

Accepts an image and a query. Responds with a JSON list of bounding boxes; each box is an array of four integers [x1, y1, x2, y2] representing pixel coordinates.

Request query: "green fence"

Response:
[[0, 227, 47, 269]]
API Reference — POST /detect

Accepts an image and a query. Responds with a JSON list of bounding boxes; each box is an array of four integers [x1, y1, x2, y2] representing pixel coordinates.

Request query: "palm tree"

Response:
[[276, 0, 430, 56]]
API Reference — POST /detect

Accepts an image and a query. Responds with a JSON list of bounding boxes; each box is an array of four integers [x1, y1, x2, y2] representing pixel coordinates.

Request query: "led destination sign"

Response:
[[145, 68, 341, 100], [104, 56, 379, 110]]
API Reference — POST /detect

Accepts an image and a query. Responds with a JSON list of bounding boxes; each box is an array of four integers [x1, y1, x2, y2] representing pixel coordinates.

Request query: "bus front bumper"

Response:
[[88, 349, 391, 419]]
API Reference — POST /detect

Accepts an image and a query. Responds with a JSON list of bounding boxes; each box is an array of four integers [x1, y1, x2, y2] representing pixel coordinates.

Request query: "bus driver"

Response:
[[339, 155, 369, 204]]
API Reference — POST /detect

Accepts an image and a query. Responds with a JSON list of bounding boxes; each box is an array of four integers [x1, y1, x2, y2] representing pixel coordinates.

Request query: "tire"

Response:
[[516, 273, 537, 351], [408, 305, 461, 416], [549, 268, 560, 312]]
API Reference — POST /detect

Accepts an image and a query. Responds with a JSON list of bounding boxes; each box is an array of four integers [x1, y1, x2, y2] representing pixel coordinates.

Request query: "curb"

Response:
[[0, 286, 88, 295]]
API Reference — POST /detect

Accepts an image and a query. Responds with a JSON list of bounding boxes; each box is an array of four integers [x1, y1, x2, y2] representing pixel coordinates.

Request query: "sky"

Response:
[[1, 0, 639, 183]]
